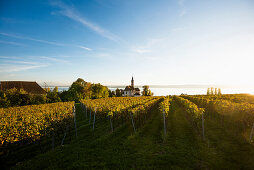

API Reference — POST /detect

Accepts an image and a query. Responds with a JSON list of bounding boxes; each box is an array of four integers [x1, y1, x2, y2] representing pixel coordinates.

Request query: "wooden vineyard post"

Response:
[[93, 108, 96, 130], [82, 103, 86, 119], [130, 113, 136, 133], [61, 125, 69, 145], [52, 131, 55, 150], [73, 105, 77, 138], [85, 105, 87, 119], [89, 109, 92, 124], [163, 109, 166, 136], [250, 122, 254, 142], [202, 111, 205, 140], [110, 117, 113, 132]]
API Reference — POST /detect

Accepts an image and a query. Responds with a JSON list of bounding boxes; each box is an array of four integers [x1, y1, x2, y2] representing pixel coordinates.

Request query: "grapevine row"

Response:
[[183, 95, 254, 127], [158, 96, 171, 117], [80, 97, 162, 131], [81, 96, 161, 118], [173, 96, 204, 120], [0, 102, 75, 146]]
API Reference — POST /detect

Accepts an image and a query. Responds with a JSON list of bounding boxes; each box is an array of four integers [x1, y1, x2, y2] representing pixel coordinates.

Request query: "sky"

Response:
[[0, 0, 254, 86]]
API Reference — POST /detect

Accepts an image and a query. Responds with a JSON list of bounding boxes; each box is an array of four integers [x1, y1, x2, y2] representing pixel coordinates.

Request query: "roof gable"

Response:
[[0, 81, 46, 94]]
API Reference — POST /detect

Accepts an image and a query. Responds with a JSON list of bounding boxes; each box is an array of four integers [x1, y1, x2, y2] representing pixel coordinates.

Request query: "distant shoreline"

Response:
[[46, 85, 234, 89]]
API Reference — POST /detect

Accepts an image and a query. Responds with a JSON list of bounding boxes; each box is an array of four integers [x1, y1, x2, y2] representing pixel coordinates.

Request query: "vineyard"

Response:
[[1, 95, 254, 169]]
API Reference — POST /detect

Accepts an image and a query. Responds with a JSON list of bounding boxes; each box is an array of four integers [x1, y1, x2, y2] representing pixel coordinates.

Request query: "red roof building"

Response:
[[0, 81, 46, 95]]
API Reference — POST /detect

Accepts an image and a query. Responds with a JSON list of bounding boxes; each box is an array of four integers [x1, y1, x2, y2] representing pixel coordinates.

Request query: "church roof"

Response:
[[124, 85, 134, 91], [124, 86, 140, 92]]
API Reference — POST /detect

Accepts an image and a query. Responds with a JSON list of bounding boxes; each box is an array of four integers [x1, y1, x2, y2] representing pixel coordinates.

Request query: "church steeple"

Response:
[[131, 76, 134, 88]]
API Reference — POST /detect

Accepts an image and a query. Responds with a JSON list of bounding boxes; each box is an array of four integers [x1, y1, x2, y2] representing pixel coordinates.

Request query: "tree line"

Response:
[[0, 78, 154, 108], [108, 85, 153, 97], [207, 87, 222, 95]]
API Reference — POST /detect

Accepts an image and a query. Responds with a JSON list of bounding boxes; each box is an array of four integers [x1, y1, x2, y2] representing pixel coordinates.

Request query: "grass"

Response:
[[6, 101, 254, 169]]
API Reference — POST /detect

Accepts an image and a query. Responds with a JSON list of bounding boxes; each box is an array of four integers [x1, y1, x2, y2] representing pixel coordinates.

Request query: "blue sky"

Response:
[[0, 0, 254, 86]]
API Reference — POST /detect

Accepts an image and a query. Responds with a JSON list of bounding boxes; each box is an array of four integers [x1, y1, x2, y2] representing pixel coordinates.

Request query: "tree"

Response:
[[210, 87, 214, 95], [207, 88, 210, 95], [53, 86, 58, 93], [44, 87, 51, 92], [59, 90, 70, 102], [5, 88, 31, 107], [142, 85, 153, 96], [218, 88, 222, 95], [214, 88, 218, 95], [31, 94, 46, 105], [68, 78, 92, 102], [91, 83, 109, 99], [115, 88, 122, 97], [108, 90, 116, 97], [46, 87, 61, 103], [0, 91, 10, 108]]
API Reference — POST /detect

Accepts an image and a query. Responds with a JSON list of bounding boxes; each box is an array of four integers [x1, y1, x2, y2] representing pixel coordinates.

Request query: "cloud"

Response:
[[0, 59, 48, 73], [0, 55, 72, 73], [79, 46, 92, 51], [0, 56, 21, 59], [0, 64, 48, 73], [40, 56, 70, 63], [2, 60, 38, 65], [0, 32, 66, 46], [50, 0, 119, 41], [0, 40, 27, 47], [177, 0, 187, 17], [0, 32, 92, 50], [132, 48, 151, 54], [131, 38, 164, 54]]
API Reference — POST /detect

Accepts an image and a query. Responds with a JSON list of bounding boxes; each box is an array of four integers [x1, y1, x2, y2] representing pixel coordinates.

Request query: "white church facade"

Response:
[[122, 76, 141, 97]]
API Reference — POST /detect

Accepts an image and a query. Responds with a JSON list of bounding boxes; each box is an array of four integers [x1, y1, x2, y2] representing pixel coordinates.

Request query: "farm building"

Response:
[[0, 81, 46, 95]]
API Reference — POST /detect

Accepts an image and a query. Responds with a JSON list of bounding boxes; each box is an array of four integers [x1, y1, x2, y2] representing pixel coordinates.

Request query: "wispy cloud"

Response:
[[50, 0, 119, 41], [0, 55, 72, 73], [0, 32, 92, 50], [0, 64, 48, 73], [0, 40, 27, 47], [2, 60, 38, 65], [0, 56, 21, 59], [177, 0, 187, 17], [40, 56, 70, 63], [0, 32, 66, 46], [132, 48, 151, 54], [131, 38, 164, 54], [0, 59, 48, 73], [79, 46, 92, 51]]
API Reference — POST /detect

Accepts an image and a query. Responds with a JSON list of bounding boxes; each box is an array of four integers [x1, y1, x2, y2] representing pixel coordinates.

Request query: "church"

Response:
[[123, 76, 141, 97]]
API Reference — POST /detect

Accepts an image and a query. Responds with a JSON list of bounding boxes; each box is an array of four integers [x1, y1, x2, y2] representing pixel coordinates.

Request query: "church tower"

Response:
[[131, 76, 134, 88]]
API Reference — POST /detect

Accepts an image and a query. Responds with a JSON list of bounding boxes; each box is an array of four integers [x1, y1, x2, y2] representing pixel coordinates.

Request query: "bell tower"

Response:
[[131, 76, 134, 88]]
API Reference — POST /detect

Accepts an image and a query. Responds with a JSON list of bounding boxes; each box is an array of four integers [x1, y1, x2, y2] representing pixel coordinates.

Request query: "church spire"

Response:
[[131, 75, 134, 88]]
